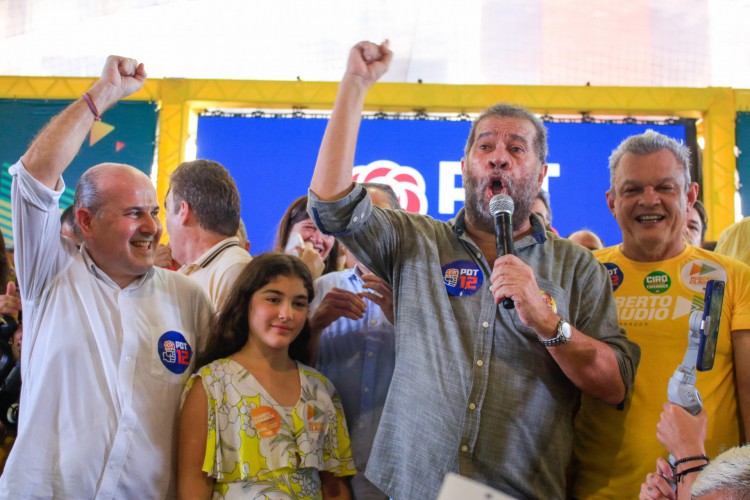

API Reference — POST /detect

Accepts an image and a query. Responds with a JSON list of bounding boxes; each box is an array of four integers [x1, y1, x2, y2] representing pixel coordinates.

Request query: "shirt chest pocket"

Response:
[[149, 328, 197, 384]]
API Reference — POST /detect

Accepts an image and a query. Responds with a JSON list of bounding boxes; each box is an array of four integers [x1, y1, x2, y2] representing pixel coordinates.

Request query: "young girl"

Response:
[[178, 253, 355, 499]]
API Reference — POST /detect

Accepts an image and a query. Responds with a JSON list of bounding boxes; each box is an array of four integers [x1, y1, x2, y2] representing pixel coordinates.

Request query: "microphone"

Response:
[[489, 194, 515, 310]]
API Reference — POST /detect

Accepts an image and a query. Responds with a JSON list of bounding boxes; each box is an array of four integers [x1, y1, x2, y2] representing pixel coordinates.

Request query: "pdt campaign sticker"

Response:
[[158, 331, 193, 374], [443, 260, 484, 296], [604, 263, 624, 292]]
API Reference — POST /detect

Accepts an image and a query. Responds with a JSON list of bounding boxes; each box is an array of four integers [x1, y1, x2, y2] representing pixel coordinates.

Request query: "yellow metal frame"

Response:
[[0, 76, 739, 239]]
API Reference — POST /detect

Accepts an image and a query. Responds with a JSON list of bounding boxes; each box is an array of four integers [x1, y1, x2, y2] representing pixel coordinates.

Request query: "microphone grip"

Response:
[[494, 213, 516, 310]]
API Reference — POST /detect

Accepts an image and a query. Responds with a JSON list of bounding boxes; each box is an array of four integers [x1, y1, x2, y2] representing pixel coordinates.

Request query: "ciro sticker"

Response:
[[158, 331, 193, 374], [604, 263, 624, 292], [442, 260, 484, 296], [644, 270, 671, 294]]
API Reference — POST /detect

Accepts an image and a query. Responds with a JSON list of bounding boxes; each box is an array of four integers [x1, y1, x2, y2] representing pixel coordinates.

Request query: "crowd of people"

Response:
[[0, 42, 749, 499]]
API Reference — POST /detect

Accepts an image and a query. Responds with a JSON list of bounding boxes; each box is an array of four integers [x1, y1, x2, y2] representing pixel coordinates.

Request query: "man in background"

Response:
[[164, 159, 251, 309], [568, 229, 605, 251], [715, 216, 750, 265], [684, 199, 707, 248]]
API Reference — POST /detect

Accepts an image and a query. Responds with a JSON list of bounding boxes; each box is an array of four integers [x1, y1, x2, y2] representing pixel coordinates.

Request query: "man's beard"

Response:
[[464, 170, 538, 234]]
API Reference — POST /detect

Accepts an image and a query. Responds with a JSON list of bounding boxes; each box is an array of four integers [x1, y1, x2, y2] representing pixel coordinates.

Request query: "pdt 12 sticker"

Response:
[[604, 263, 624, 292], [442, 260, 484, 296], [158, 331, 193, 374]]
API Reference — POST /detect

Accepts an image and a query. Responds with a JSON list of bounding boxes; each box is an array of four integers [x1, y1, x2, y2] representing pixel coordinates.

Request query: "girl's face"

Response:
[[289, 218, 334, 260], [247, 275, 309, 353]]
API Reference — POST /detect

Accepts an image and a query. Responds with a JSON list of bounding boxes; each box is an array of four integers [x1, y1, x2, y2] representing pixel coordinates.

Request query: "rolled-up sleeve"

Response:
[[307, 186, 372, 237]]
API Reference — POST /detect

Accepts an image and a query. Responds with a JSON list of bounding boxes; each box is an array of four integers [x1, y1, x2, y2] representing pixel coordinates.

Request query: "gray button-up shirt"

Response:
[[308, 185, 639, 499]]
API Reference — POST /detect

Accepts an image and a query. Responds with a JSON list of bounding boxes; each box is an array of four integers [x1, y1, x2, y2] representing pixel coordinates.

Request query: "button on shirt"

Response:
[[308, 186, 639, 500], [0, 161, 213, 500], [310, 268, 395, 500]]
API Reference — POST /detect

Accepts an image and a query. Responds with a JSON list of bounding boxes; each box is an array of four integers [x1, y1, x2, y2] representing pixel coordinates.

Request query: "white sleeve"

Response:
[[10, 160, 73, 303]]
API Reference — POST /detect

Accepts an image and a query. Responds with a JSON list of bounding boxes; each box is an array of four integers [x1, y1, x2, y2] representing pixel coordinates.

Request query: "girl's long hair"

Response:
[[196, 252, 314, 367]]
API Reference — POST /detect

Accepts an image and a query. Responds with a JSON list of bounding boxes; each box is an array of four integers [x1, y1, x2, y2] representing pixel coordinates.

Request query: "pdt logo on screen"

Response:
[[158, 331, 193, 374], [353, 160, 428, 214]]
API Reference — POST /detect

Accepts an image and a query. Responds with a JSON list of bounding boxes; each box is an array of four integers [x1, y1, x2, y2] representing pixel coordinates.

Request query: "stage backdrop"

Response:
[[0, 99, 158, 248], [197, 114, 688, 254]]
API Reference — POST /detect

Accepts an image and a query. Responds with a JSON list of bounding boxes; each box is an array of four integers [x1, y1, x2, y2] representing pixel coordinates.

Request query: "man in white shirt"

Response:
[[165, 159, 252, 309], [0, 55, 212, 499]]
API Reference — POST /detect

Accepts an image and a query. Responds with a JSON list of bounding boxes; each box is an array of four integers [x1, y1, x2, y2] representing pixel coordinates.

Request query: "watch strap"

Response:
[[538, 318, 569, 347]]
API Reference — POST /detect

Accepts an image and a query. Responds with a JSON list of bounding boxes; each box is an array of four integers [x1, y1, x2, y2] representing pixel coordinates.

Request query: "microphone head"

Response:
[[489, 194, 514, 217]]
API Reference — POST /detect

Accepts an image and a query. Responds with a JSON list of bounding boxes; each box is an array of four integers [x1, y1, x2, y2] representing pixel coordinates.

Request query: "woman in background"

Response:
[[275, 196, 341, 280]]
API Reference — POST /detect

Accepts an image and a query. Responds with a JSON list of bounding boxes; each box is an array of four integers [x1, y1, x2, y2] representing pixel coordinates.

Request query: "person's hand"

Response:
[[360, 273, 394, 324], [0, 282, 21, 317], [89, 56, 147, 110], [344, 41, 393, 89], [639, 457, 676, 499], [154, 244, 174, 269], [310, 288, 366, 332], [297, 242, 325, 280], [657, 403, 707, 459], [490, 254, 557, 333]]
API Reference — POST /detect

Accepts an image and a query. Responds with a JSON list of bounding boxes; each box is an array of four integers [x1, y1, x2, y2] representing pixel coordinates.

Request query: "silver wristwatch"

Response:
[[538, 318, 572, 347]]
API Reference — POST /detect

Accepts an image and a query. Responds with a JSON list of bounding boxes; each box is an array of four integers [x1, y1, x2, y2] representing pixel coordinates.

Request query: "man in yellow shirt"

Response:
[[716, 217, 750, 265], [571, 130, 750, 499]]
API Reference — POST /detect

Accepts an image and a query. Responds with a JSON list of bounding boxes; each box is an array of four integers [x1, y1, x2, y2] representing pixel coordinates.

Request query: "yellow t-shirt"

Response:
[[572, 245, 750, 499], [716, 217, 750, 266]]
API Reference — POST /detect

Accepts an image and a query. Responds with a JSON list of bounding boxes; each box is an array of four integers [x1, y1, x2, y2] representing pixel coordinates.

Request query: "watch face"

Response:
[[561, 321, 572, 340]]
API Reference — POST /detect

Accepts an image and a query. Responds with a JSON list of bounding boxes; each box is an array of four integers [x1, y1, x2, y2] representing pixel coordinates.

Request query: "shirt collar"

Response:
[[180, 236, 241, 275], [80, 243, 154, 290], [450, 208, 548, 249]]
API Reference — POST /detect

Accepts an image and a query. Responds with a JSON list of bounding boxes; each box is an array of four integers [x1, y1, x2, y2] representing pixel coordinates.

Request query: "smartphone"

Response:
[[697, 279, 725, 372]]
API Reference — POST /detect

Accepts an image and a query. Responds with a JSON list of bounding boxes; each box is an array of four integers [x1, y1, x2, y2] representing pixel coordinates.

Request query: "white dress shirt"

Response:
[[0, 161, 213, 500]]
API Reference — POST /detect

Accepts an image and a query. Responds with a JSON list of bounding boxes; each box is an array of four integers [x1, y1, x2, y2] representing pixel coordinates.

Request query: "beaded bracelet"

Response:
[[673, 454, 709, 467], [676, 463, 707, 483]]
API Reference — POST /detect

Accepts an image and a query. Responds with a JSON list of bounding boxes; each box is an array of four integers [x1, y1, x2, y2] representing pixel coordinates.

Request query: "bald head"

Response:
[[73, 164, 152, 226], [568, 229, 604, 251]]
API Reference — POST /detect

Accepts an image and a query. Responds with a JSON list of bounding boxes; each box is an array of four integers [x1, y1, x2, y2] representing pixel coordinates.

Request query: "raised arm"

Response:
[[21, 56, 147, 189], [309, 41, 392, 201]]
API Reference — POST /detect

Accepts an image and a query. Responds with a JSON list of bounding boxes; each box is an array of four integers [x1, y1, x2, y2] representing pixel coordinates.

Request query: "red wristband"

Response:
[[82, 93, 102, 121]]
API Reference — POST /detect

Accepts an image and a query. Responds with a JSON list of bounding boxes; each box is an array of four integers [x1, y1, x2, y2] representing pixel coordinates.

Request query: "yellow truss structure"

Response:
[[0, 76, 740, 239]]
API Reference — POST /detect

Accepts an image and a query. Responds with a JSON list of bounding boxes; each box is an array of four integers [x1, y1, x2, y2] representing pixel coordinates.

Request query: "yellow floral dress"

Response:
[[187, 359, 356, 499]]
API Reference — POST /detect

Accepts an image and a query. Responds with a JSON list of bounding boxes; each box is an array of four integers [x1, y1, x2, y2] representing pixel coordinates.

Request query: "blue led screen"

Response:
[[197, 115, 687, 253]]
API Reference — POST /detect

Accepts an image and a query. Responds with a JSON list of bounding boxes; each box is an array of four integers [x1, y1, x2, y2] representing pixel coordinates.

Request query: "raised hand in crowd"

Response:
[[360, 273, 394, 324], [310, 288, 366, 333], [154, 243, 176, 269], [22, 56, 147, 190], [639, 403, 708, 500], [296, 242, 325, 280], [0, 282, 20, 317]]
